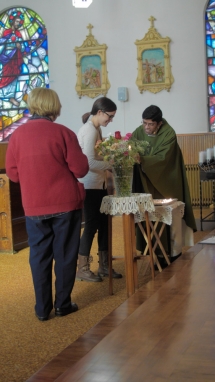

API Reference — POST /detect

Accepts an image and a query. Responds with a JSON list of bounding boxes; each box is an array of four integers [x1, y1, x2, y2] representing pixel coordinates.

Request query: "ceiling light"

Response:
[[72, 0, 93, 8]]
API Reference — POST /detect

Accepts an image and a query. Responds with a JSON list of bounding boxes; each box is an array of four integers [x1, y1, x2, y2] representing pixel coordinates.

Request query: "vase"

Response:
[[112, 166, 133, 197]]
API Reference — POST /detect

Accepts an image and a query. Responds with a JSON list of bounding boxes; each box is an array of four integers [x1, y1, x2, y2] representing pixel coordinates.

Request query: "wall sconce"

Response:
[[72, 0, 93, 8]]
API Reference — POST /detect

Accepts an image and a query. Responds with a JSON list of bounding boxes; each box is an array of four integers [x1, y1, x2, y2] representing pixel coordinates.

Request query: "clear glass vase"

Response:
[[112, 166, 133, 197]]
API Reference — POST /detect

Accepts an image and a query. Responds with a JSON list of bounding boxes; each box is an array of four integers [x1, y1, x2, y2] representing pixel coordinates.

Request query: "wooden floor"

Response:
[[27, 229, 215, 382]]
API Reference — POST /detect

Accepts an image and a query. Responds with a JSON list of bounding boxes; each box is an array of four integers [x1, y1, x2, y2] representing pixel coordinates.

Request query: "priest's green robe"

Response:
[[132, 118, 197, 253]]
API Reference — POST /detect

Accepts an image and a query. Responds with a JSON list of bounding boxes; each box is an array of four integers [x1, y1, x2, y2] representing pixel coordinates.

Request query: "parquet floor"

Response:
[[27, 221, 215, 381]]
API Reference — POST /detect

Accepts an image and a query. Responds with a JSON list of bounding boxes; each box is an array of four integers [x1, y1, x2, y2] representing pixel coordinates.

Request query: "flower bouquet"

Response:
[[95, 131, 150, 197]]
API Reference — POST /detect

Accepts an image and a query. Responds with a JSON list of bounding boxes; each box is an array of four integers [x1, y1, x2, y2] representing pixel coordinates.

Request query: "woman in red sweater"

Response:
[[6, 87, 89, 321]]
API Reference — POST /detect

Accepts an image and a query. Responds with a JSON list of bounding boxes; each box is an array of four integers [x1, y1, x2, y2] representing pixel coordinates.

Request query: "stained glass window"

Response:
[[0, 7, 49, 142], [205, 1, 215, 131]]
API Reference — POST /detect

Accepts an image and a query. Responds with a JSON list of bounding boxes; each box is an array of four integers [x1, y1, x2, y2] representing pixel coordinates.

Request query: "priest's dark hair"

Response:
[[142, 105, 162, 123]]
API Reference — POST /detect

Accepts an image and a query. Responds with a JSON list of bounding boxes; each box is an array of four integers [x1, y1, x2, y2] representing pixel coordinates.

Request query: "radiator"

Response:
[[185, 164, 214, 206]]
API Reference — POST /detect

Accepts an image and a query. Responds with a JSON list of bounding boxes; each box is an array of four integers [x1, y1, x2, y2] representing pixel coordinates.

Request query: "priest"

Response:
[[132, 105, 196, 265]]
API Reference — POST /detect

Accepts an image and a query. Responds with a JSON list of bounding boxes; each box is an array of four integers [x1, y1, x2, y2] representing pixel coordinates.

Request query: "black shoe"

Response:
[[98, 269, 123, 279], [35, 313, 49, 321], [55, 302, 78, 317]]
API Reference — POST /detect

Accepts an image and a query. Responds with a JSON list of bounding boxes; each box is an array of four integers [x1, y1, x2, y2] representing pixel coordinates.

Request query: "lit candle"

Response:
[[162, 198, 172, 204], [128, 145, 131, 150]]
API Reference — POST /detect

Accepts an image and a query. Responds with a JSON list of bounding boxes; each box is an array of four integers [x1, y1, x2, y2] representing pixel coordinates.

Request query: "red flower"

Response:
[[115, 131, 121, 139], [123, 133, 132, 141]]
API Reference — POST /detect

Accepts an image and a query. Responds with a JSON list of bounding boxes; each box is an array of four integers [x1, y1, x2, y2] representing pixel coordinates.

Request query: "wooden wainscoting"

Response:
[[177, 133, 215, 206], [0, 142, 7, 169], [177, 132, 215, 164]]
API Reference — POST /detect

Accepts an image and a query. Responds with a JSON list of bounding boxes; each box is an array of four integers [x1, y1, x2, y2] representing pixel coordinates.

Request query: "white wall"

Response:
[[0, 0, 208, 135]]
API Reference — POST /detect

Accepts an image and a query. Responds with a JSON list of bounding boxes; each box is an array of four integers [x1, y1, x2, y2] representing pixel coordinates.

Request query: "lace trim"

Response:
[[135, 201, 185, 225], [100, 194, 185, 226], [100, 193, 155, 216]]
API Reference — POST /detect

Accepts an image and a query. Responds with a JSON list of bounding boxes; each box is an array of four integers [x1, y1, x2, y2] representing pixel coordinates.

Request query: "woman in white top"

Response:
[[77, 97, 122, 282]]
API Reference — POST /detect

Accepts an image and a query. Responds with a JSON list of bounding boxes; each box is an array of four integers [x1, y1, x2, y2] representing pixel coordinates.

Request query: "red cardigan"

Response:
[[6, 119, 89, 216]]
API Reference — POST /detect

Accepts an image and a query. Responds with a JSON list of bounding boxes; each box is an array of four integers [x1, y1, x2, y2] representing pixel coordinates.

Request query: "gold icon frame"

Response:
[[135, 16, 174, 94], [74, 24, 110, 98]]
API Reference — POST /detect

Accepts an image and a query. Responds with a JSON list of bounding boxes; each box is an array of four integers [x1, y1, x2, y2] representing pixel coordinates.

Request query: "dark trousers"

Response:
[[79, 189, 108, 256], [26, 210, 82, 317]]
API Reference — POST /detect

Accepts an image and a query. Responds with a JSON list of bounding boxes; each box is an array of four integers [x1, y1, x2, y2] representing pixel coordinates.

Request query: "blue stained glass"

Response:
[[208, 0, 215, 7], [44, 56, 48, 64], [211, 82, 215, 93], [41, 41, 48, 50], [21, 64, 29, 74], [207, 46, 214, 57], [207, 1, 215, 10], [211, 39, 215, 48], [210, 105, 215, 116], [32, 51, 38, 57], [206, 21, 212, 30], [207, 35, 212, 46], [38, 27, 42, 34]]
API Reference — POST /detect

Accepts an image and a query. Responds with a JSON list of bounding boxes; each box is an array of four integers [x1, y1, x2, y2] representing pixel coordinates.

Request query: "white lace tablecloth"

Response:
[[100, 195, 186, 257], [100, 193, 155, 216], [135, 201, 185, 225]]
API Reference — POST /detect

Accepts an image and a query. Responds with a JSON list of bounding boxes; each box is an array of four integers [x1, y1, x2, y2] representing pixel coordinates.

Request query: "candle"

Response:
[[128, 145, 131, 150], [199, 151, 206, 164], [206, 148, 212, 161]]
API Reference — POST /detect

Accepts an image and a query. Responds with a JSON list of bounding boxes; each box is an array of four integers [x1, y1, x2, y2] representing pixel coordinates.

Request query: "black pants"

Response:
[[26, 210, 82, 317], [79, 189, 108, 256]]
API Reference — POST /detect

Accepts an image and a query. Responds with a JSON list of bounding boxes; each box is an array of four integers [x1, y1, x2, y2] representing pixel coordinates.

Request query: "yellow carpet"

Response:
[[0, 216, 209, 382]]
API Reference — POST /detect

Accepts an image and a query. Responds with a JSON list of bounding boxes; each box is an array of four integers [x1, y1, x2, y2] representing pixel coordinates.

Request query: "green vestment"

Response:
[[132, 119, 196, 252]]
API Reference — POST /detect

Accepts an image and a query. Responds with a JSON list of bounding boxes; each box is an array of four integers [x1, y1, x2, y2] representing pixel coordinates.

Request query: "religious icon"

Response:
[[0, 7, 49, 142], [81, 55, 101, 89], [142, 49, 165, 84], [135, 16, 174, 94], [74, 24, 110, 98]]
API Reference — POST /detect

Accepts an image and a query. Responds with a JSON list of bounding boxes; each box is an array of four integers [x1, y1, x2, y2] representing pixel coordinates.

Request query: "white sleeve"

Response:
[[80, 124, 111, 171]]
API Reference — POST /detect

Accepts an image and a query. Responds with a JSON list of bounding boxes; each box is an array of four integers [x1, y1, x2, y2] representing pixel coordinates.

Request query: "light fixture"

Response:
[[72, 0, 93, 8]]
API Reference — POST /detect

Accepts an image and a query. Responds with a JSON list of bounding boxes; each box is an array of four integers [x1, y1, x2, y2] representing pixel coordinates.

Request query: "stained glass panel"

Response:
[[205, 1, 215, 130], [0, 7, 49, 142]]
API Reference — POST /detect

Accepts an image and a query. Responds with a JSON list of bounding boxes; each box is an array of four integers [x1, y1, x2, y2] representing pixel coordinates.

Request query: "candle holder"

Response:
[[198, 160, 215, 173]]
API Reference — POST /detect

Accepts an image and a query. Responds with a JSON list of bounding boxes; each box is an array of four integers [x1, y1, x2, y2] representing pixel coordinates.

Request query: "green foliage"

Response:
[[95, 135, 150, 169]]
